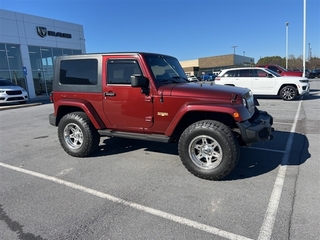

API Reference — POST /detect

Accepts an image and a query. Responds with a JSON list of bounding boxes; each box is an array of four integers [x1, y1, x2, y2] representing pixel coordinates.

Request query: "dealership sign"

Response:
[[36, 26, 72, 39]]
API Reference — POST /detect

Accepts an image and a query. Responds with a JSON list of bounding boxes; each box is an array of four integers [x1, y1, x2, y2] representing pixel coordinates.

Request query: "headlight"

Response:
[[299, 79, 309, 83], [242, 97, 247, 107]]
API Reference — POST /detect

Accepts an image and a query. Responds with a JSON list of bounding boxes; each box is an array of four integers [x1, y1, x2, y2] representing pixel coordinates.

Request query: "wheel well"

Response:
[[170, 111, 236, 142], [56, 106, 84, 125], [277, 84, 298, 95]]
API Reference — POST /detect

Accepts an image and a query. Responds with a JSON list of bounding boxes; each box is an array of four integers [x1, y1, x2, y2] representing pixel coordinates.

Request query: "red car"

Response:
[[256, 64, 302, 77]]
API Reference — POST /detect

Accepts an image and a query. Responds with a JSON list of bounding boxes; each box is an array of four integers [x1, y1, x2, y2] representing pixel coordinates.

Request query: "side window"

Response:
[[60, 59, 98, 85], [239, 69, 250, 77], [223, 70, 236, 77], [107, 59, 142, 84], [257, 69, 267, 77], [250, 69, 258, 77]]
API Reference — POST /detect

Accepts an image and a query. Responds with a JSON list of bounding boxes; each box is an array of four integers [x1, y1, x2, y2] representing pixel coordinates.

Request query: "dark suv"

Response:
[[309, 69, 320, 79], [49, 52, 273, 180]]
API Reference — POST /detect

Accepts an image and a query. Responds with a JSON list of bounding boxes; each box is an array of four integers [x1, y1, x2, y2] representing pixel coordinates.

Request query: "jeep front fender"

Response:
[[164, 103, 250, 136]]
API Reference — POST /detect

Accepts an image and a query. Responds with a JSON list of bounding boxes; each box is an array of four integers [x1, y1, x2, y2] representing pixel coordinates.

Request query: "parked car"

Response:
[[187, 75, 198, 82], [256, 64, 303, 77], [0, 79, 28, 104], [308, 68, 320, 79], [200, 73, 216, 81], [215, 67, 310, 101]]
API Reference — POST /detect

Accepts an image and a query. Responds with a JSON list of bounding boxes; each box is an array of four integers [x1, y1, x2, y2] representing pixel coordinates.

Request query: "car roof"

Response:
[[220, 67, 267, 71]]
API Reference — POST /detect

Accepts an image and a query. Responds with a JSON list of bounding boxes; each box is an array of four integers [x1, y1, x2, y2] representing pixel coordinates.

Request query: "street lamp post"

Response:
[[286, 22, 289, 69], [232, 46, 237, 55]]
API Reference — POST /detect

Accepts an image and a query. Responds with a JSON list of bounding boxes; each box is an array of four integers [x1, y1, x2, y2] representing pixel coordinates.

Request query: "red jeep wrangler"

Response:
[[49, 52, 273, 180]]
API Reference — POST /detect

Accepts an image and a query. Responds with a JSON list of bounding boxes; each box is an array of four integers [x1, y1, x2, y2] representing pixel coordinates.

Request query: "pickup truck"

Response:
[[256, 64, 303, 77], [49, 52, 273, 180]]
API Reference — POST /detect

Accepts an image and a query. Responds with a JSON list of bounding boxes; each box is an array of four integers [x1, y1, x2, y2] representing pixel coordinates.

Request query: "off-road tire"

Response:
[[58, 112, 100, 157], [178, 120, 239, 180], [280, 85, 297, 101]]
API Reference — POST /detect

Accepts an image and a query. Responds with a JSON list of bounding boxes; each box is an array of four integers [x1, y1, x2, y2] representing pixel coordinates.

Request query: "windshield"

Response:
[[145, 55, 188, 84], [265, 69, 281, 77], [277, 65, 288, 72], [0, 79, 16, 86]]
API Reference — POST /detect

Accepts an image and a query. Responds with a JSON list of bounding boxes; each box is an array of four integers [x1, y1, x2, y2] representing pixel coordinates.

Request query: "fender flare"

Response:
[[164, 103, 249, 136], [55, 99, 106, 129]]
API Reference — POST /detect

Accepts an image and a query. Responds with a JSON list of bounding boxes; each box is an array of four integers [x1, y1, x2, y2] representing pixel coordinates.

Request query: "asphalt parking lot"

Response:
[[0, 80, 319, 240]]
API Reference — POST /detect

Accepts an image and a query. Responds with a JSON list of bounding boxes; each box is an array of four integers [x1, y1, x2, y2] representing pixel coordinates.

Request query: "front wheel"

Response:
[[58, 112, 100, 157], [280, 86, 297, 101], [178, 120, 240, 180]]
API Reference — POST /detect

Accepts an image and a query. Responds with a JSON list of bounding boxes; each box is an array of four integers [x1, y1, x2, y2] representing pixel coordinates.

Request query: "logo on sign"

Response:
[[37, 26, 47, 38], [36, 26, 72, 39]]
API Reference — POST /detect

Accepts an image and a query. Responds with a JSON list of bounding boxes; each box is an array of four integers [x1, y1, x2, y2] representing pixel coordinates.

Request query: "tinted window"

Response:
[[268, 66, 278, 72], [107, 60, 142, 84], [238, 69, 250, 77], [223, 70, 237, 77], [60, 59, 98, 85]]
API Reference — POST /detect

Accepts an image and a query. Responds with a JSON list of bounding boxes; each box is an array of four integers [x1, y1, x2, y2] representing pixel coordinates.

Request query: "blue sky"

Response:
[[1, 0, 319, 63]]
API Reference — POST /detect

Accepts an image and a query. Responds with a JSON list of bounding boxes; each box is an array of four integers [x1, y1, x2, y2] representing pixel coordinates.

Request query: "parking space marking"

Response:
[[246, 147, 285, 154], [272, 122, 293, 125], [0, 162, 253, 240], [258, 101, 301, 240]]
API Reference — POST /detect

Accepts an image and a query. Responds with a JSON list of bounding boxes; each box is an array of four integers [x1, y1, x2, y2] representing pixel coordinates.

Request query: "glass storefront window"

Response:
[[0, 43, 9, 70], [53, 48, 63, 58], [73, 49, 82, 55], [7, 44, 23, 70], [11, 70, 27, 90], [29, 46, 42, 70], [63, 49, 72, 55]]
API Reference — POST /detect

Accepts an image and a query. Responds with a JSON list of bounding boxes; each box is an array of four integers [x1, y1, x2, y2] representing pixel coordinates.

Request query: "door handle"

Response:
[[105, 92, 116, 97]]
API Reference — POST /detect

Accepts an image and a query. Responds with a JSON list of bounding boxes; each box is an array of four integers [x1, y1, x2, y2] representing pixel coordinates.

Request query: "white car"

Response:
[[0, 79, 28, 104], [187, 75, 198, 82], [215, 67, 310, 101]]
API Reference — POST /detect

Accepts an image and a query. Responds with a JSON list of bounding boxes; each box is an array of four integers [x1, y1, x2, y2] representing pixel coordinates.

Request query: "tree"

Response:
[[256, 55, 320, 70]]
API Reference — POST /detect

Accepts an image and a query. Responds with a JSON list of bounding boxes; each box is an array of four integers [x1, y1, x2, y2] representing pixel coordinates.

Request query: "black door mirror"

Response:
[[131, 75, 147, 87]]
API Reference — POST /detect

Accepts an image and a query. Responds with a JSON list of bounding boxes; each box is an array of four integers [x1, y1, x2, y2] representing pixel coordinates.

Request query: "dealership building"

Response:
[[180, 54, 255, 78], [0, 9, 85, 99]]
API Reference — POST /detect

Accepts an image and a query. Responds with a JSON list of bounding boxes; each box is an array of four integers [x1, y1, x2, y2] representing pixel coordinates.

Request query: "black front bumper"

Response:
[[236, 110, 274, 145], [49, 113, 57, 126]]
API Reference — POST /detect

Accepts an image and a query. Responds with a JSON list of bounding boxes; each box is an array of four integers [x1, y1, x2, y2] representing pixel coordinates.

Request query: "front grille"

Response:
[[7, 90, 22, 95], [7, 97, 25, 101]]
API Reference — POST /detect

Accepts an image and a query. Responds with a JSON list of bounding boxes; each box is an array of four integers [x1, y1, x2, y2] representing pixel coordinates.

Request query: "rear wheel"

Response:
[[178, 120, 239, 180], [280, 86, 297, 101], [58, 112, 100, 157]]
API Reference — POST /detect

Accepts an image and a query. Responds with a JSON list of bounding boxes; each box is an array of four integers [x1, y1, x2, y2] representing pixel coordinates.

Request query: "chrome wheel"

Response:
[[188, 135, 223, 170], [280, 86, 296, 101], [64, 123, 83, 149]]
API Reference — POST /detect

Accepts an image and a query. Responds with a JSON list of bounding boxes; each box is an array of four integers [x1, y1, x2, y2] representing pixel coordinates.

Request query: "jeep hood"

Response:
[[158, 82, 249, 99]]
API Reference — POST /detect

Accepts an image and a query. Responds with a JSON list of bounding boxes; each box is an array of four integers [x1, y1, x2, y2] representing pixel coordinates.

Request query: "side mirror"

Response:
[[267, 73, 274, 78], [131, 75, 147, 87]]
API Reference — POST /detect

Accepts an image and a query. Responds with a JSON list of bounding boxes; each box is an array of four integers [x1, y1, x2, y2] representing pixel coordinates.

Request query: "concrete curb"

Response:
[[0, 102, 43, 111]]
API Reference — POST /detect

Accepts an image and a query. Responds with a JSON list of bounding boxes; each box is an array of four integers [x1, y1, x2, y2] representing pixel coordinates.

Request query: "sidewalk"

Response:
[[0, 96, 50, 111]]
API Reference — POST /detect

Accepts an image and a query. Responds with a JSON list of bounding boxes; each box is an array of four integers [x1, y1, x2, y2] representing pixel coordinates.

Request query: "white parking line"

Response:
[[0, 162, 252, 240], [257, 101, 302, 240], [246, 147, 285, 154]]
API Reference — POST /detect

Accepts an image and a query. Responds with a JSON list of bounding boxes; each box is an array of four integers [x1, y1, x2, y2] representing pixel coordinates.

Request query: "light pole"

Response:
[[232, 46, 237, 55], [285, 22, 289, 69]]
